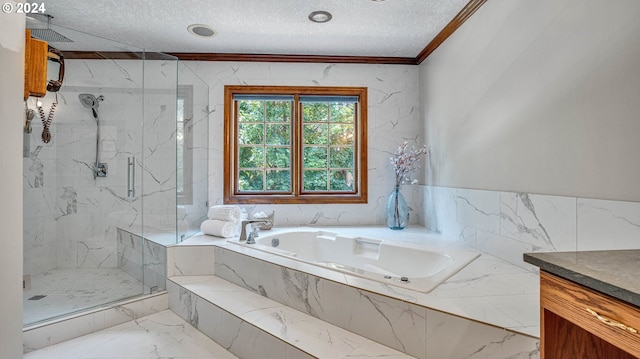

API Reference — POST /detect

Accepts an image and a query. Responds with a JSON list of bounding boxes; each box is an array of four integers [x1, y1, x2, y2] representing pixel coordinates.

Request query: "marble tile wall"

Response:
[[141, 65, 178, 234], [184, 61, 423, 227], [166, 245, 215, 277], [421, 185, 640, 270], [176, 62, 210, 241], [116, 228, 166, 292]]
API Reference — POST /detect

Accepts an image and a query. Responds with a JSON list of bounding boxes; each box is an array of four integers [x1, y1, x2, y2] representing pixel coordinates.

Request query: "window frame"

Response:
[[224, 85, 368, 204]]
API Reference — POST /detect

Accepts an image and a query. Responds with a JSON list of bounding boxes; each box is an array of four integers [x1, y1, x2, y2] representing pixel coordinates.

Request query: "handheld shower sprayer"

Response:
[[78, 94, 104, 120], [78, 94, 106, 178]]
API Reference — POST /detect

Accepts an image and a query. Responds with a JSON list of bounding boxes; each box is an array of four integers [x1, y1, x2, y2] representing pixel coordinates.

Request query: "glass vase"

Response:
[[386, 185, 409, 230]]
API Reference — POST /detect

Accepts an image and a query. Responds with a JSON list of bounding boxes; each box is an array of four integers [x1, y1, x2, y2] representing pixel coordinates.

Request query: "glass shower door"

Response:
[[23, 21, 150, 326], [176, 62, 209, 242]]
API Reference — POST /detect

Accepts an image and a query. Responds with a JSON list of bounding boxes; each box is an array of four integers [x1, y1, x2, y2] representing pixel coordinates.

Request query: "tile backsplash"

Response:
[[421, 185, 640, 270]]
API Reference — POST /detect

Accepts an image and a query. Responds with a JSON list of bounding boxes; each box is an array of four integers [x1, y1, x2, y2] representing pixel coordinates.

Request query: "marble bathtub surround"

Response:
[[422, 185, 640, 272], [177, 228, 540, 358], [577, 198, 640, 251], [169, 276, 411, 359]]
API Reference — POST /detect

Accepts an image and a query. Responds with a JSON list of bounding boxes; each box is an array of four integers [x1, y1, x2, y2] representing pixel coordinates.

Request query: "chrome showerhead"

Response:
[[78, 94, 103, 109], [79, 94, 104, 119]]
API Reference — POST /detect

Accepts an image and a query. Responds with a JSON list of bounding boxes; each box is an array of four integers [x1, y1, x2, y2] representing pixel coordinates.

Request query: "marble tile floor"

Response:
[[24, 310, 239, 359], [24, 268, 148, 326]]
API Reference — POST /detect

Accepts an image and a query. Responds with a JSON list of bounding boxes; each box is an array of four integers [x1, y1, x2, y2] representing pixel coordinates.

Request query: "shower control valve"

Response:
[[95, 162, 108, 177]]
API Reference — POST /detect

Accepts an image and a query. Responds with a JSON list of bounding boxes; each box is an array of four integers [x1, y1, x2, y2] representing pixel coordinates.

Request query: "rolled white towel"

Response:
[[207, 205, 242, 222], [200, 219, 236, 238]]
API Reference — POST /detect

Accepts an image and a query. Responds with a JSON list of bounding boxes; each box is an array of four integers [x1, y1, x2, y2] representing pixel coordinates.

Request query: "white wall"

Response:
[[187, 61, 422, 226], [0, 4, 25, 358], [420, 0, 640, 202]]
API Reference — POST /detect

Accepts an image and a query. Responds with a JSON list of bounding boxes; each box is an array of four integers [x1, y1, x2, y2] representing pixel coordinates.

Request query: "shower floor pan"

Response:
[[23, 268, 148, 326]]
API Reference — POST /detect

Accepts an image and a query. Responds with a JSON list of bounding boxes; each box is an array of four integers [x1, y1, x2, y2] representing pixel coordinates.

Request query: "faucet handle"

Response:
[[246, 227, 258, 244]]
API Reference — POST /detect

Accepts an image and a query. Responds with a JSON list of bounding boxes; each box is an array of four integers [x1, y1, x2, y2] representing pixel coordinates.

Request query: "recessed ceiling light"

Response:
[[187, 24, 216, 38], [308, 11, 332, 23]]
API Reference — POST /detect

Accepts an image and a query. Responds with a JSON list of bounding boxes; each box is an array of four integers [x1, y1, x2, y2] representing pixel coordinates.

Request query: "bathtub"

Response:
[[228, 229, 480, 293]]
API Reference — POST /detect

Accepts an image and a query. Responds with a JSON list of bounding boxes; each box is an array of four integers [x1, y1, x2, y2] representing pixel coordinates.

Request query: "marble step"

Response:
[[168, 275, 415, 359]]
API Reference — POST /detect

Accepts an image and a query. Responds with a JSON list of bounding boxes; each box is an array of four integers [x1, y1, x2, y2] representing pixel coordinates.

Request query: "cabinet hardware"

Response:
[[586, 308, 638, 334]]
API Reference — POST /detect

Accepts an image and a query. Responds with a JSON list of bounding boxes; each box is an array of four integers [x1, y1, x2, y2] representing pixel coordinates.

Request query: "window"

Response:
[[177, 85, 193, 205], [224, 85, 367, 204]]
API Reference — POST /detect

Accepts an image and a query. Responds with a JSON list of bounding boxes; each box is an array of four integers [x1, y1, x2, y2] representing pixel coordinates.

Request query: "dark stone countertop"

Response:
[[524, 250, 640, 308]]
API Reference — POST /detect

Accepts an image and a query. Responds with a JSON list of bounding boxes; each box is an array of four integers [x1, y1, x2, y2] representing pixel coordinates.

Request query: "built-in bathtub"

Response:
[[228, 229, 479, 293]]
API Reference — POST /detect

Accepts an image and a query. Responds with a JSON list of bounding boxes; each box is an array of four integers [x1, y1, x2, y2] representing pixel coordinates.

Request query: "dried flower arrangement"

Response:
[[390, 141, 429, 186]]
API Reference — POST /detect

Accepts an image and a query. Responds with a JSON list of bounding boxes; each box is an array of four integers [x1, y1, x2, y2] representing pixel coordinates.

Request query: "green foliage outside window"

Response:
[[301, 101, 355, 192], [237, 100, 292, 192], [303, 170, 328, 191], [235, 97, 357, 193]]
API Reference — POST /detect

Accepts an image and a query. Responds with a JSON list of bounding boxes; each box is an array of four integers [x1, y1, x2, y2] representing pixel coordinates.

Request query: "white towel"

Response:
[[207, 205, 242, 222], [200, 219, 236, 238]]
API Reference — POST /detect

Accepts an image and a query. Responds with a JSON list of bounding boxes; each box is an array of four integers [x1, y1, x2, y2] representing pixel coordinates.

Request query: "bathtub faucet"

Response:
[[240, 220, 270, 243]]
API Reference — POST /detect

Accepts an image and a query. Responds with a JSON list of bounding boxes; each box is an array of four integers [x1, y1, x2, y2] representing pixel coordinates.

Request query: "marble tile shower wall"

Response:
[[23, 60, 143, 274], [421, 185, 640, 270], [176, 63, 210, 240], [116, 228, 166, 291], [139, 59, 184, 234], [23, 59, 179, 276], [184, 61, 423, 226]]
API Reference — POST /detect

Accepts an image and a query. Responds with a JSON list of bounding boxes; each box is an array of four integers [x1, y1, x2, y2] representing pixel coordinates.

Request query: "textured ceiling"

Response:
[[27, 0, 470, 57]]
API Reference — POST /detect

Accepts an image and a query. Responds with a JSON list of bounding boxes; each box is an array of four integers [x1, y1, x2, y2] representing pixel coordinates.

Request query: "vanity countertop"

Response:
[[524, 250, 640, 308]]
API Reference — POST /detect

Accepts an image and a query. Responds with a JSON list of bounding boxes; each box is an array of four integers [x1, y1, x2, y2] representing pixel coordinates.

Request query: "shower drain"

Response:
[[28, 295, 47, 301]]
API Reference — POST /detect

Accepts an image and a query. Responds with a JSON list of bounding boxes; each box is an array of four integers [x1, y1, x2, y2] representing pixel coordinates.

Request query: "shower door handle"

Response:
[[127, 157, 135, 197]]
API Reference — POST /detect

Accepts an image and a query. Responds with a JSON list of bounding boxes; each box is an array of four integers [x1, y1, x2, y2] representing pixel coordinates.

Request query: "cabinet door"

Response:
[[540, 271, 640, 359]]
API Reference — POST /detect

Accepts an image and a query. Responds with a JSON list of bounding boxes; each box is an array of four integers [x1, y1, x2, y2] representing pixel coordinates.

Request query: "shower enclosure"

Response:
[[23, 20, 208, 326]]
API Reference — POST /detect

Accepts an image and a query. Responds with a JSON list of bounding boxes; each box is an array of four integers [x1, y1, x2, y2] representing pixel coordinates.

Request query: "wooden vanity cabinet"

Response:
[[540, 271, 640, 359]]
